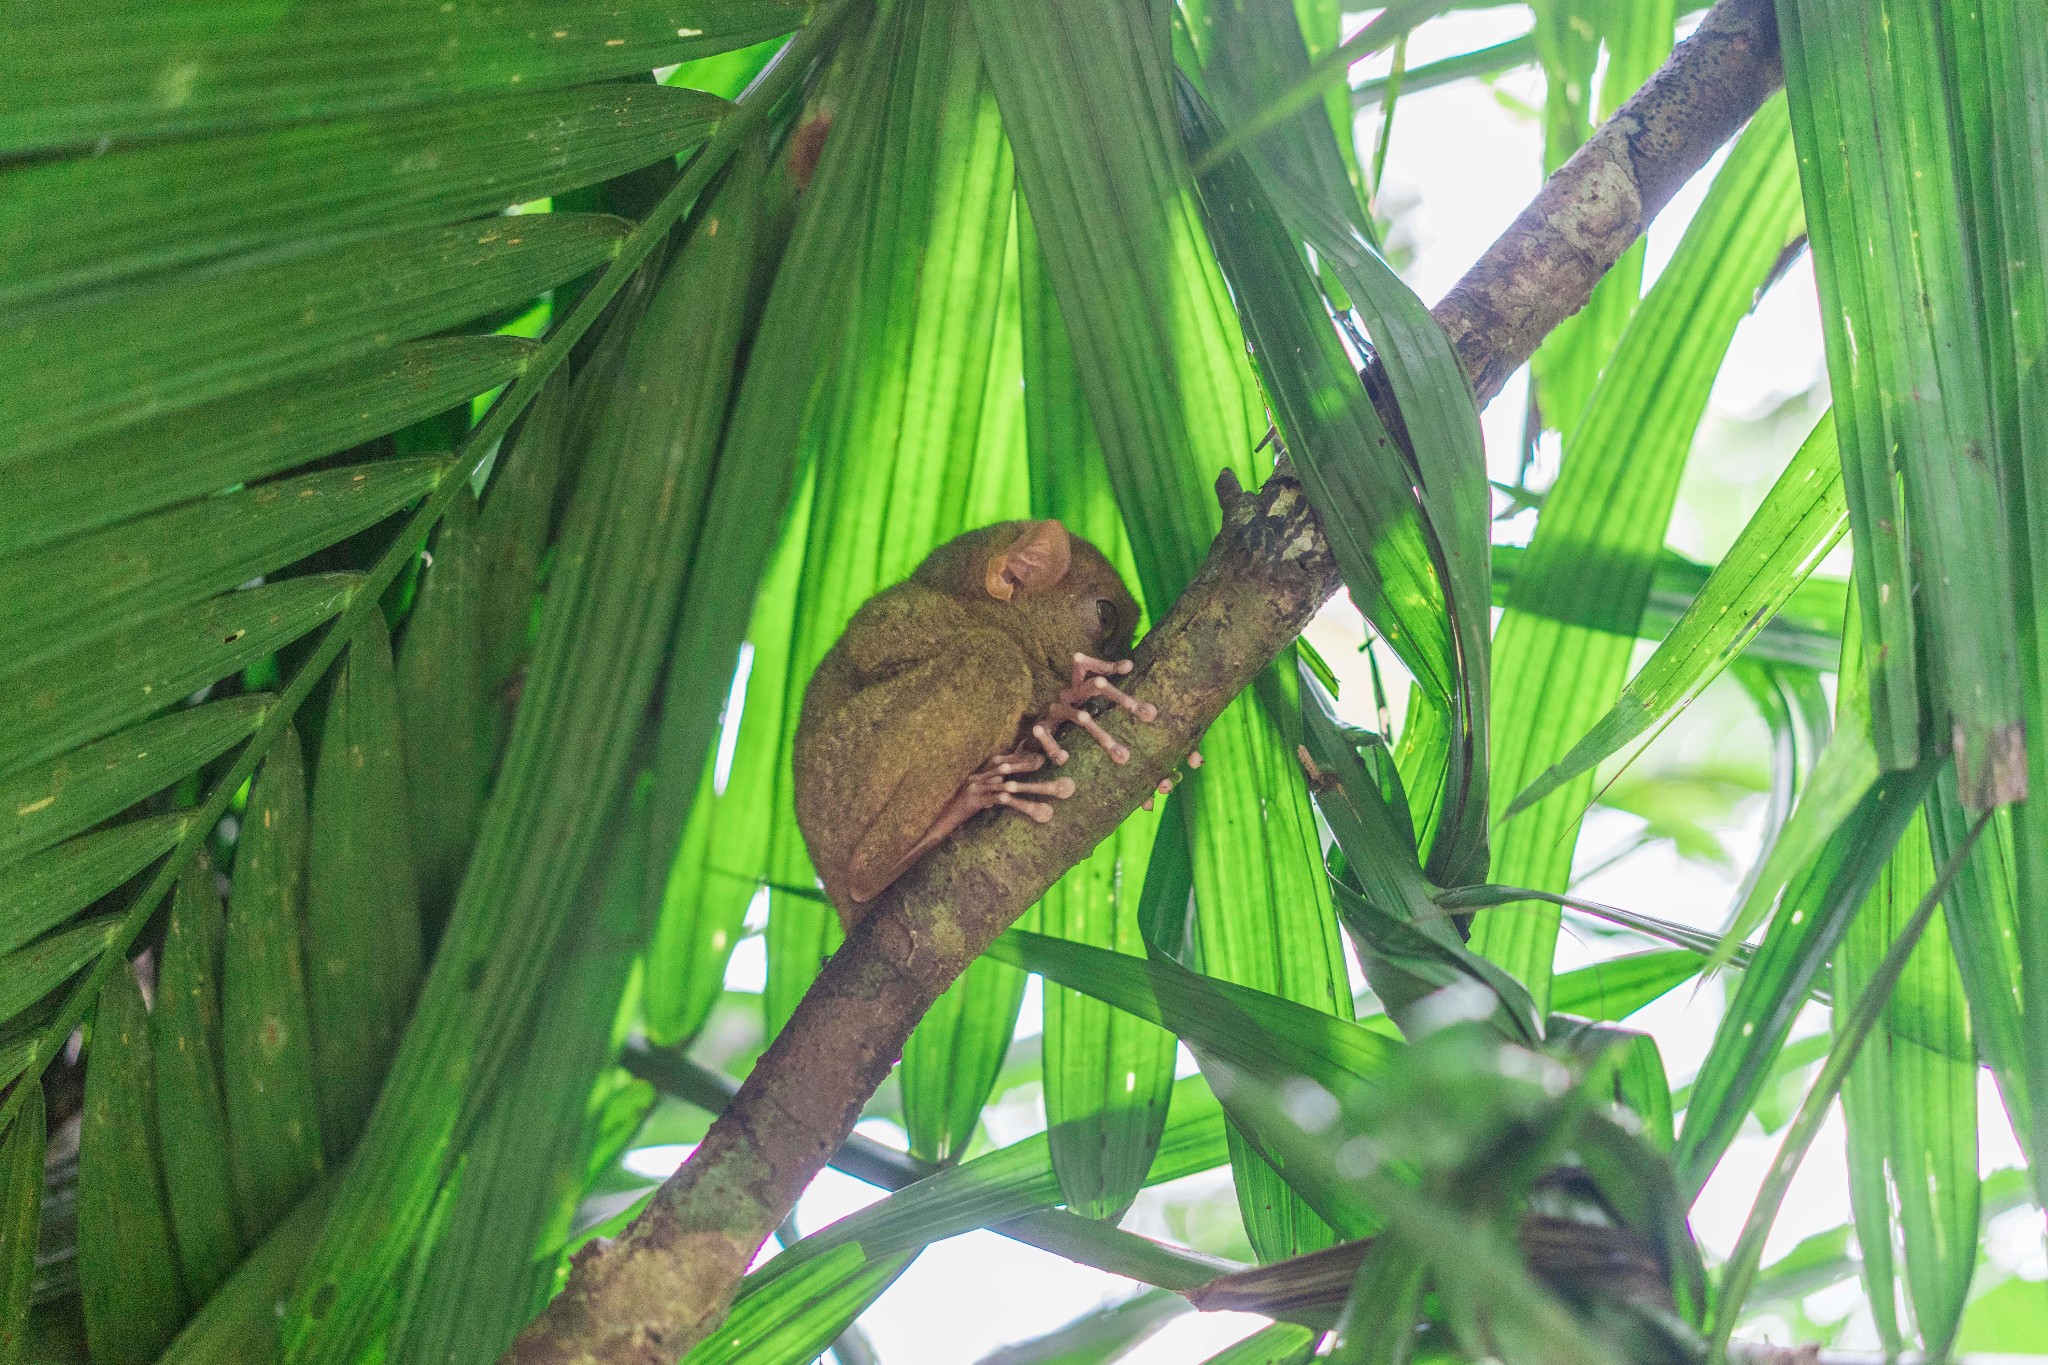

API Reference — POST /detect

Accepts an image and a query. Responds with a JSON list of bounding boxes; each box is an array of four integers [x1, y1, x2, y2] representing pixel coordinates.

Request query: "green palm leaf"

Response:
[[0, 0, 805, 152]]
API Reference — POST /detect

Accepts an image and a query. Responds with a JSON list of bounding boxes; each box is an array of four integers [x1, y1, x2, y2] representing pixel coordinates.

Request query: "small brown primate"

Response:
[[793, 519, 1158, 928]]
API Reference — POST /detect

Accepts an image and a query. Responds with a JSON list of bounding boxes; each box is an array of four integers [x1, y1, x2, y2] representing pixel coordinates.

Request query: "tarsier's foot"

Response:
[[1142, 744, 1205, 811], [845, 750, 1075, 901], [961, 749, 1075, 823]]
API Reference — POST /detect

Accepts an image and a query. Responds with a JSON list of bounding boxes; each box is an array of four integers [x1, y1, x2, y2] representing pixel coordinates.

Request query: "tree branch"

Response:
[[619, 1043, 1240, 1290], [503, 3, 1782, 1359], [1435, 0, 1783, 406]]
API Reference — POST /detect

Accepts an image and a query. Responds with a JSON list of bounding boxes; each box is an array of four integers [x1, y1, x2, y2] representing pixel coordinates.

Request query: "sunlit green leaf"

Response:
[[1508, 410, 1844, 816], [1837, 813, 1979, 1356], [1476, 99, 1803, 1013]]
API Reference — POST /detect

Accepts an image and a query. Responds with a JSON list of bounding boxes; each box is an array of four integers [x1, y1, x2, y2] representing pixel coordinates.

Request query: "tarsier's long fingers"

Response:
[[1067, 652, 1154, 718], [981, 750, 1046, 777], [1061, 672, 1158, 722], [996, 792, 1057, 822], [1030, 722, 1070, 766], [1069, 652, 1135, 688], [1000, 776, 1076, 799], [1044, 701, 1129, 763]]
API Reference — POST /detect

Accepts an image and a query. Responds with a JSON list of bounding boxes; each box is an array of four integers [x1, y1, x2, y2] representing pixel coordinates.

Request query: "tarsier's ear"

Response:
[[985, 519, 1072, 601]]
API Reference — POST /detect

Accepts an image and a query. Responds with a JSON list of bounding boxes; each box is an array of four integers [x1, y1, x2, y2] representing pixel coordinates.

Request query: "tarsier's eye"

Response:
[[1094, 598, 1117, 633]]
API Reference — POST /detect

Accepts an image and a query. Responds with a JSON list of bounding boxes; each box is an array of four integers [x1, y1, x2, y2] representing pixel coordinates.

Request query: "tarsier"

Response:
[[794, 519, 1179, 930]]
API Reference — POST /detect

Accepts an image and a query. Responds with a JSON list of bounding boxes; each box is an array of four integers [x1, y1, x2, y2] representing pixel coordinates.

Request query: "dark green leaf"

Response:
[[0, 813, 189, 959], [3, 84, 723, 305], [476, 373, 575, 698], [6, 214, 627, 463], [0, 0, 807, 153], [1185, 91, 1453, 753], [151, 854, 245, 1302], [305, 610, 424, 1155], [0, 574, 358, 780], [0, 698, 267, 870], [0, 458, 450, 680], [79, 962, 189, 1365], [0, 336, 533, 557], [396, 487, 495, 923], [389, 798, 655, 1364], [221, 728, 325, 1243], [0, 916, 121, 1029], [157, 1183, 334, 1365], [0, 1081, 43, 1365]]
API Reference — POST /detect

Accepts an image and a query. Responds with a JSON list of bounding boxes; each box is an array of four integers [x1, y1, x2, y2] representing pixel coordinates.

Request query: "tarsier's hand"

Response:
[[1023, 653, 1199, 810], [1030, 653, 1154, 764]]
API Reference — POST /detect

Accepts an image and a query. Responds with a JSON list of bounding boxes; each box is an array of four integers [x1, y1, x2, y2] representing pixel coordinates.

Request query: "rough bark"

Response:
[[503, 2, 1784, 1359]]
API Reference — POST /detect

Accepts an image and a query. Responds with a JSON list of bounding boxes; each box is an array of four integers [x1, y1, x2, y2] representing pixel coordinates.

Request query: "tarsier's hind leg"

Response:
[[843, 750, 1075, 903], [828, 651, 1044, 906]]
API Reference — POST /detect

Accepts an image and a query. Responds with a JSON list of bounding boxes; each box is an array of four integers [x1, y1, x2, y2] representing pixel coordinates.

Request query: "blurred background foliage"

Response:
[[3, 0, 2045, 1361]]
